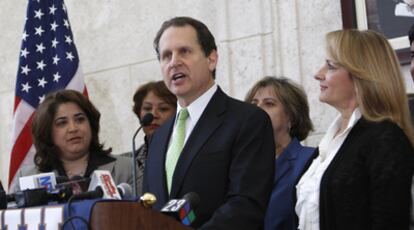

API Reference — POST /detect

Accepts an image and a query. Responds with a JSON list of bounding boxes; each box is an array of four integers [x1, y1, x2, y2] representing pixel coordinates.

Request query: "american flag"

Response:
[[9, 0, 87, 189]]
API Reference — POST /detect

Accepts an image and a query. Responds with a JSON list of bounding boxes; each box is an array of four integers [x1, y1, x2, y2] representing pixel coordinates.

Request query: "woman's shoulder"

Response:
[[352, 119, 414, 163], [9, 164, 41, 193], [99, 154, 132, 170], [290, 138, 316, 157], [110, 154, 132, 162], [356, 118, 409, 140], [101, 154, 133, 185]]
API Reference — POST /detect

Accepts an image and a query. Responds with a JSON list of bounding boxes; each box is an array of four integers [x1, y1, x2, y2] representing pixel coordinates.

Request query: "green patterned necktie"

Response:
[[165, 108, 189, 193]]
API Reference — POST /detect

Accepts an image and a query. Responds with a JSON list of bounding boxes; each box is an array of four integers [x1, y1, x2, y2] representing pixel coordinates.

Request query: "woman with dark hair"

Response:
[[11, 89, 132, 191], [245, 76, 315, 230], [125, 80, 177, 195], [132, 81, 177, 139]]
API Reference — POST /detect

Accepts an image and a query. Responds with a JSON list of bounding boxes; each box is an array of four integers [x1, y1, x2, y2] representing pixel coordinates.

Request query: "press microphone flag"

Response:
[[19, 172, 57, 192], [160, 192, 200, 226], [87, 170, 121, 199]]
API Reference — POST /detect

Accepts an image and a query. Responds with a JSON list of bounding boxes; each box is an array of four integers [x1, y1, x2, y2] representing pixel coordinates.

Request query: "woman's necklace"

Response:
[[62, 154, 89, 178]]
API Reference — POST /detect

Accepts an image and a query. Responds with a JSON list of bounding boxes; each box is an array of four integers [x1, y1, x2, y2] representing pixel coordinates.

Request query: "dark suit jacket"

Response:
[[295, 118, 414, 230], [143, 87, 275, 229], [264, 138, 314, 230]]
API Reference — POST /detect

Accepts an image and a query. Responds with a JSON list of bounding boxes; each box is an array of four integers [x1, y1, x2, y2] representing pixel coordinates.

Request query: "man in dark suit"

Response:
[[143, 17, 275, 229]]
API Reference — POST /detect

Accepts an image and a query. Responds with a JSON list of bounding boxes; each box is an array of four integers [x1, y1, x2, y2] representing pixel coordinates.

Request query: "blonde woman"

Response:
[[295, 29, 414, 230]]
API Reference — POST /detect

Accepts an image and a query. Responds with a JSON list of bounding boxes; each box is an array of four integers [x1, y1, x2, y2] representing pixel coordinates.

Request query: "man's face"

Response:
[[411, 41, 414, 82], [158, 25, 218, 107]]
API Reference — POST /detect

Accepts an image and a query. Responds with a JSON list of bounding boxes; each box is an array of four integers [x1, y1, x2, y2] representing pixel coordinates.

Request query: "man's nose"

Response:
[[170, 53, 182, 67]]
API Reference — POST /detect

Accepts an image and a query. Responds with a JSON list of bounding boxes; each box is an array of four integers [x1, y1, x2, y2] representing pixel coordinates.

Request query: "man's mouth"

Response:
[[172, 73, 185, 81]]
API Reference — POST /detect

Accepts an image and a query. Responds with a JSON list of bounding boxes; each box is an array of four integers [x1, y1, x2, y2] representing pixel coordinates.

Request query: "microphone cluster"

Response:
[[0, 170, 132, 209], [1, 167, 200, 227]]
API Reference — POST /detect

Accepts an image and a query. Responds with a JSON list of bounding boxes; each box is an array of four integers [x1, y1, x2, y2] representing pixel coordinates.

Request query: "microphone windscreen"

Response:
[[183, 192, 200, 208], [140, 113, 154, 126], [160, 192, 199, 226], [117, 183, 132, 199], [72, 186, 104, 201]]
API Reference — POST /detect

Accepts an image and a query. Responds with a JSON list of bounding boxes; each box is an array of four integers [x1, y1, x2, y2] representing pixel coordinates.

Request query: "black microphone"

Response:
[[69, 186, 104, 201], [68, 183, 132, 201], [0, 181, 7, 210], [160, 192, 200, 226], [12, 176, 91, 208], [132, 113, 154, 197], [117, 183, 133, 200], [0, 181, 28, 209], [14, 188, 49, 208]]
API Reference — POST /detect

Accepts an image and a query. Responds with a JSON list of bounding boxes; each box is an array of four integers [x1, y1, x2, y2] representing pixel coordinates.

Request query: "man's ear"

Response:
[[207, 50, 218, 71]]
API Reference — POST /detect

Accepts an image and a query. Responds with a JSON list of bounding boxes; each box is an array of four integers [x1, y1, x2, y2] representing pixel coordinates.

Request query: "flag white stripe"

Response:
[[11, 100, 35, 144], [66, 65, 84, 91]]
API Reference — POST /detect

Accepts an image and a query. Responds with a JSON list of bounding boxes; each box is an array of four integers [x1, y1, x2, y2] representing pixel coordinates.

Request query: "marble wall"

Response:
[[0, 0, 412, 189]]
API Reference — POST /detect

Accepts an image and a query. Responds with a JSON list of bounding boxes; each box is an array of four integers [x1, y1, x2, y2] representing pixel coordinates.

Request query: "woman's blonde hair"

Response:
[[326, 29, 414, 145]]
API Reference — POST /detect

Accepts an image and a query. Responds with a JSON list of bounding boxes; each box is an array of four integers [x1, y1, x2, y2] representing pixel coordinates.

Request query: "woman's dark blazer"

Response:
[[296, 118, 414, 230], [264, 138, 314, 230]]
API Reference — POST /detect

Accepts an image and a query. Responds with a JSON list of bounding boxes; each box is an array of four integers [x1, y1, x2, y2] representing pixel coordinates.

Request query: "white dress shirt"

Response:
[[167, 83, 218, 149], [295, 108, 361, 230]]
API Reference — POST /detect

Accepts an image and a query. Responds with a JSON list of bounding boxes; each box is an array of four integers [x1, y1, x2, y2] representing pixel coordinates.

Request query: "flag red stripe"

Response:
[[13, 96, 21, 113], [8, 113, 34, 185], [83, 87, 88, 97]]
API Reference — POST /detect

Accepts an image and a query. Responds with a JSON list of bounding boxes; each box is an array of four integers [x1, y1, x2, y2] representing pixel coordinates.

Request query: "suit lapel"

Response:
[[274, 154, 291, 183], [274, 139, 301, 184], [170, 88, 227, 197], [150, 116, 175, 202]]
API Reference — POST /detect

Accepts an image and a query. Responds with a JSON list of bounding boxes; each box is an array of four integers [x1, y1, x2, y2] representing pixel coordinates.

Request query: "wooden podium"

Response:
[[89, 201, 192, 230]]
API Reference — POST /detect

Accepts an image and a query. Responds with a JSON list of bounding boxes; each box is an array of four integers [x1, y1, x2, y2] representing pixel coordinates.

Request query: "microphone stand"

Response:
[[131, 113, 153, 198], [132, 126, 142, 198]]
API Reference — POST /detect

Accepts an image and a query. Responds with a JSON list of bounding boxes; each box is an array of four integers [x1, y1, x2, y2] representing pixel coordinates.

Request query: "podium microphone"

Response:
[[11, 172, 57, 208], [160, 192, 200, 226], [12, 176, 88, 208], [0, 180, 7, 209], [117, 183, 133, 200], [132, 113, 153, 197]]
